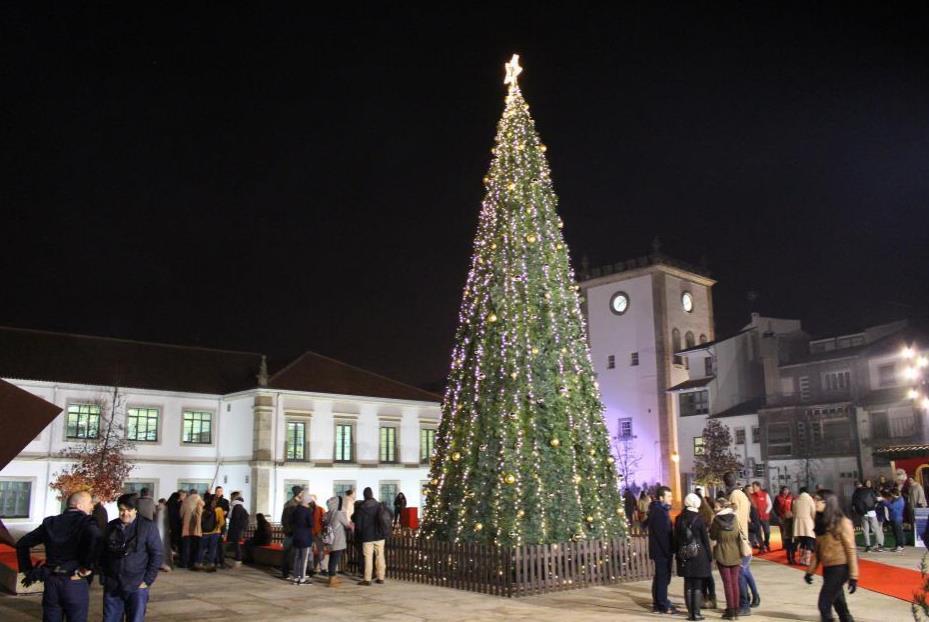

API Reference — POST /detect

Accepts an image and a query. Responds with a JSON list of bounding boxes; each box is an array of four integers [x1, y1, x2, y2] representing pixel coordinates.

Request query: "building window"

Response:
[[0, 480, 32, 518], [822, 370, 850, 391], [283, 479, 309, 506], [767, 423, 793, 457], [704, 357, 714, 377], [420, 428, 436, 464], [751, 426, 760, 444], [679, 391, 709, 417], [753, 462, 766, 478], [333, 481, 355, 499], [630, 352, 639, 366], [672, 328, 683, 365], [286, 420, 307, 461], [66, 403, 101, 439], [798, 376, 811, 401], [182, 411, 212, 444], [379, 481, 399, 505], [618, 417, 633, 439], [685, 331, 696, 349], [607, 355, 615, 369], [122, 481, 156, 497], [379, 426, 398, 463], [878, 363, 896, 387], [735, 427, 746, 445], [126, 407, 159, 442], [693, 436, 705, 456], [177, 481, 211, 495], [699, 334, 708, 344], [335, 423, 354, 462]]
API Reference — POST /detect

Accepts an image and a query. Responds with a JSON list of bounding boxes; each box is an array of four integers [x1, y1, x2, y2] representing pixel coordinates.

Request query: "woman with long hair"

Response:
[[805, 489, 858, 622], [710, 498, 742, 620]]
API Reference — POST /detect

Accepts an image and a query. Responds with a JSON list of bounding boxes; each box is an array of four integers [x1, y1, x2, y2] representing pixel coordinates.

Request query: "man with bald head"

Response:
[[17, 490, 102, 622]]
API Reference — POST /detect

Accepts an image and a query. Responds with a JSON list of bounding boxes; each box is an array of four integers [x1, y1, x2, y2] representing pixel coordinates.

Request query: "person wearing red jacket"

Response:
[[774, 487, 796, 563], [751, 482, 773, 553], [308, 494, 327, 576]]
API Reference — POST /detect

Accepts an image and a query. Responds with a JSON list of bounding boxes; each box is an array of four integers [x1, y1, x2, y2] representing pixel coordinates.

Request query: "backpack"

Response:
[[200, 507, 217, 533], [376, 502, 393, 539], [321, 512, 336, 546], [677, 522, 701, 561]]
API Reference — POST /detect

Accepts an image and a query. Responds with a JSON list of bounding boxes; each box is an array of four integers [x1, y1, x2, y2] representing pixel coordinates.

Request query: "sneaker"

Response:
[[864, 546, 872, 552], [873, 545, 884, 552], [895, 546, 904, 552]]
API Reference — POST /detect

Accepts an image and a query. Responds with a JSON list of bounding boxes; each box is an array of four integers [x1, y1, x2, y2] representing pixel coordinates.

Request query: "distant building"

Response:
[[0, 327, 440, 536], [579, 246, 715, 500]]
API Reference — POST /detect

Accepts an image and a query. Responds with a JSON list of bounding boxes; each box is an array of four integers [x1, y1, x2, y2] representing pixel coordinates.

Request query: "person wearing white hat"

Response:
[[675, 493, 712, 621]]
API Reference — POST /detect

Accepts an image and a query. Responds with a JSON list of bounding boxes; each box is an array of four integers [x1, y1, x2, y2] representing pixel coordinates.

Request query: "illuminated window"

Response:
[[420, 428, 436, 464], [379, 426, 398, 463], [0, 480, 31, 518], [286, 420, 307, 461], [126, 407, 159, 442], [693, 436, 705, 456], [182, 411, 212, 444], [66, 404, 101, 439], [335, 423, 354, 462]]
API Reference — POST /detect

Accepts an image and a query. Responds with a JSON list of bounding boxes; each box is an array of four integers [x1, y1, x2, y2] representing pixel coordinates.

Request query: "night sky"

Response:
[[3, 3, 929, 389]]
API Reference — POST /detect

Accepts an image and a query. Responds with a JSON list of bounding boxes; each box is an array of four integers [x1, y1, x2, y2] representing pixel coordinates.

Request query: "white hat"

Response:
[[684, 493, 702, 510]]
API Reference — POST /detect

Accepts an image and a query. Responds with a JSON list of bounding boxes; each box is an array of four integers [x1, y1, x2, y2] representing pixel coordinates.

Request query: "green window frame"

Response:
[[66, 403, 101, 439], [0, 480, 32, 519], [286, 420, 307, 461], [379, 426, 398, 463], [126, 407, 159, 442], [420, 428, 436, 464], [182, 410, 212, 444], [335, 423, 354, 462]]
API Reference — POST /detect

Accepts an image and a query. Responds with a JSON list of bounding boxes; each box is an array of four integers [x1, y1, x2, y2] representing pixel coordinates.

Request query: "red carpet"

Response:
[[0, 543, 40, 571], [758, 547, 924, 603]]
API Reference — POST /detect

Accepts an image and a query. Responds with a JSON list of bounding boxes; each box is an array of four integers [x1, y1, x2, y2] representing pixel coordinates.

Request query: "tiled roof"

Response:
[[667, 377, 713, 392], [0, 326, 441, 403], [269, 351, 440, 403]]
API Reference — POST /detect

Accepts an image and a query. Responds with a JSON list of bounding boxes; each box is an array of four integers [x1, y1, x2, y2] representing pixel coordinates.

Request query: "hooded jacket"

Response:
[[16, 509, 101, 575], [324, 496, 352, 552], [354, 497, 386, 543], [792, 492, 816, 539], [709, 509, 742, 566], [228, 499, 249, 542]]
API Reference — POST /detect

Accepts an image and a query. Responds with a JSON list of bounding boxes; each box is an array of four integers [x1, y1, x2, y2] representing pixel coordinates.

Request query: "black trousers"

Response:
[[891, 520, 905, 547], [818, 565, 852, 622], [651, 556, 672, 611], [702, 572, 716, 600]]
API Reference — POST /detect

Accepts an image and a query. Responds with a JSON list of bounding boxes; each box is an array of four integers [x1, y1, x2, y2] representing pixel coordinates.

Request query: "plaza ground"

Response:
[[0, 553, 919, 622]]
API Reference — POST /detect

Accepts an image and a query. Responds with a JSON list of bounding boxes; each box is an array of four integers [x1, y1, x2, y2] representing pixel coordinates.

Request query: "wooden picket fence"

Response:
[[343, 534, 654, 598]]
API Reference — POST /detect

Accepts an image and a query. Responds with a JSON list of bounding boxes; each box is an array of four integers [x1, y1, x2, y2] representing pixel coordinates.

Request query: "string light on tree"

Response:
[[420, 54, 627, 545]]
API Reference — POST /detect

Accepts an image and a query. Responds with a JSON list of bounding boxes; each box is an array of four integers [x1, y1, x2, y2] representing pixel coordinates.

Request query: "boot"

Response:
[[687, 588, 705, 621], [327, 575, 341, 588], [722, 608, 737, 620]]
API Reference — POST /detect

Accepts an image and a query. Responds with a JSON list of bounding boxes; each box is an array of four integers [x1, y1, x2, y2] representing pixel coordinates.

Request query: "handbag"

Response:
[[677, 523, 702, 561], [738, 527, 753, 557]]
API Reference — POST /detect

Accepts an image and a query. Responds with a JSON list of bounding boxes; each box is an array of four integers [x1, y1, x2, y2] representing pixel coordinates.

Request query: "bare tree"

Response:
[[612, 433, 643, 493]]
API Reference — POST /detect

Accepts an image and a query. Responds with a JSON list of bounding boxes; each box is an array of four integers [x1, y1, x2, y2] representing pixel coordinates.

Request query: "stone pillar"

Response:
[[250, 393, 275, 515]]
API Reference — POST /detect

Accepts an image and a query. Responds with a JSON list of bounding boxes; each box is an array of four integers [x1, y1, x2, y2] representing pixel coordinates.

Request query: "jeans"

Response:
[[42, 575, 89, 622], [103, 588, 149, 622], [861, 515, 884, 547], [739, 556, 758, 608], [197, 534, 219, 566], [819, 565, 853, 622], [293, 546, 311, 581], [717, 563, 740, 611], [891, 520, 905, 547], [651, 556, 672, 611], [328, 549, 343, 576], [280, 536, 294, 577], [362, 540, 387, 582]]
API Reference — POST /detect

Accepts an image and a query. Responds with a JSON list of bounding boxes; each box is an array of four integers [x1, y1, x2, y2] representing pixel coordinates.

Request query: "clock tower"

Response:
[[579, 249, 715, 502]]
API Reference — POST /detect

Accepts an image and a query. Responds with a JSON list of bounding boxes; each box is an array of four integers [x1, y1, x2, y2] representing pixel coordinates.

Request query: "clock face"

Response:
[[682, 292, 694, 313], [610, 292, 629, 315]]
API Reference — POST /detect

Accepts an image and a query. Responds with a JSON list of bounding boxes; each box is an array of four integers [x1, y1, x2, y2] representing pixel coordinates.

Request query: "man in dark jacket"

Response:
[[227, 492, 249, 566], [99, 493, 163, 622], [17, 490, 101, 622], [852, 481, 884, 552], [353, 487, 388, 586], [646, 485, 677, 614], [279, 485, 303, 579]]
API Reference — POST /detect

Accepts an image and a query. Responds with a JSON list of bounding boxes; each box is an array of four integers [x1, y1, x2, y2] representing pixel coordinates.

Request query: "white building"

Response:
[[0, 327, 440, 537], [580, 248, 715, 500]]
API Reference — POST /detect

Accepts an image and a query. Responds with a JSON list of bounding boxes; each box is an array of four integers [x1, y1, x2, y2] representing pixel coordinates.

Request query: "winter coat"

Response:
[[136, 495, 156, 522], [324, 496, 352, 552], [808, 516, 858, 580], [16, 509, 101, 574], [888, 496, 905, 523], [99, 517, 163, 594], [202, 505, 225, 536], [251, 520, 272, 546], [852, 487, 878, 516], [909, 485, 927, 509], [698, 497, 715, 527], [674, 510, 711, 578], [645, 500, 673, 560], [394, 493, 408, 515], [750, 490, 772, 521], [623, 491, 637, 523], [774, 493, 794, 519], [354, 498, 385, 543], [709, 509, 742, 567], [728, 487, 751, 541], [180, 493, 204, 538], [280, 497, 300, 537], [292, 505, 314, 548], [310, 504, 325, 537], [228, 500, 249, 543], [792, 492, 816, 539], [92, 503, 109, 532]]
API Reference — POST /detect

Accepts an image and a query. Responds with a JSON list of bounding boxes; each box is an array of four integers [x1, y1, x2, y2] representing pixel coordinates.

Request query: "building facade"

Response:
[[580, 249, 715, 500], [0, 327, 440, 537]]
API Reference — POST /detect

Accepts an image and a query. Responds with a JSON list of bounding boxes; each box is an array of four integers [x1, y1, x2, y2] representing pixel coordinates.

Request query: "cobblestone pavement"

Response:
[[0, 558, 914, 621]]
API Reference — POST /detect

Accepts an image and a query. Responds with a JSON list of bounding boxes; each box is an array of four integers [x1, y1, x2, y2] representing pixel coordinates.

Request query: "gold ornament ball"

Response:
[[526, 234, 536, 244], [422, 488, 429, 496], [531, 346, 539, 355], [606, 456, 615, 464], [507, 183, 516, 191], [475, 522, 483, 532], [586, 515, 594, 523], [451, 451, 461, 462], [540, 144, 548, 152], [550, 437, 561, 448], [431, 478, 439, 486], [588, 448, 596, 456], [573, 474, 582, 484], [504, 474, 516, 485], [616, 507, 624, 516], [510, 371, 518, 380], [556, 243, 563, 250], [488, 313, 498, 323], [517, 509, 525, 518]]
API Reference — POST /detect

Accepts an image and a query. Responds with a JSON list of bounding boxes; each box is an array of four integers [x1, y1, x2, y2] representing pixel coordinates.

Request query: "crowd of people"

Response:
[[640, 473, 862, 621]]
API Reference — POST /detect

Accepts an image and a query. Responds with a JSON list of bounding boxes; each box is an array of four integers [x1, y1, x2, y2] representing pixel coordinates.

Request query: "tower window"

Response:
[[607, 355, 615, 369]]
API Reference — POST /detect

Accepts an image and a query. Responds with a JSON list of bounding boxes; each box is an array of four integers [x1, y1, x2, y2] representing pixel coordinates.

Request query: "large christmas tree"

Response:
[[422, 56, 627, 546]]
